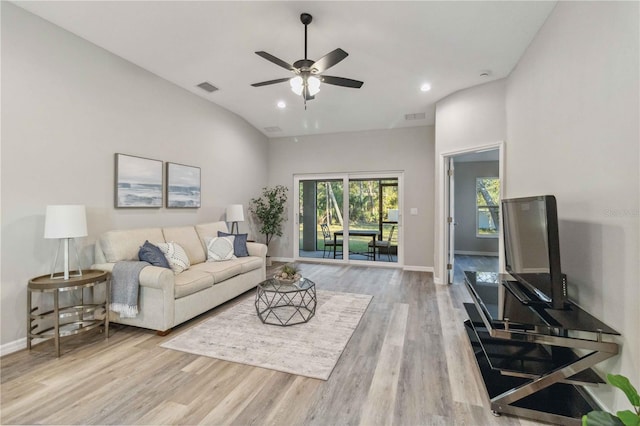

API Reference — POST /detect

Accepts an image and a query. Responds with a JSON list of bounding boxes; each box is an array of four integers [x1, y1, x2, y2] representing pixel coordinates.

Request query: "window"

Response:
[[476, 177, 500, 238]]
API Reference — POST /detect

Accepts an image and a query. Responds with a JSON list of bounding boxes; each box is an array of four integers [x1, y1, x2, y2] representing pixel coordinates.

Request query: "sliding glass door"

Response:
[[295, 173, 401, 265]]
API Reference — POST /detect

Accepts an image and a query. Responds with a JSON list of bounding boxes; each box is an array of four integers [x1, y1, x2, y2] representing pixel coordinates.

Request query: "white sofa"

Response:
[[92, 221, 267, 334]]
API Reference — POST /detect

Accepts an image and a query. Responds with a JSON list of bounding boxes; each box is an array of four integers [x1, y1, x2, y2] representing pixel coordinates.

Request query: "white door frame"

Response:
[[293, 171, 404, 267], [436, 141, 505, 284]]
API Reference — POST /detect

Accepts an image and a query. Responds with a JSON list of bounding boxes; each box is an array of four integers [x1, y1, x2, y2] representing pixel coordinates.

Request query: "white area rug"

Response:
[[160, 290, 372, 380]]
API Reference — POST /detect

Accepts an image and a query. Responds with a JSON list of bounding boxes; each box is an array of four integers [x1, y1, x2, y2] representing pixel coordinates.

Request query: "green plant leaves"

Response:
[[616, 410, 640, 426], [608, 374, 640, 408], [583, 374, 640, 426], [249, 185, 288, 246], [583, 411, 624, 426]]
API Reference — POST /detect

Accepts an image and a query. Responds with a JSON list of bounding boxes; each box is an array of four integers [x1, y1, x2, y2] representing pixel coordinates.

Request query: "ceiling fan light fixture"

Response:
[[308, 76, 321, 96], [290, 76, 304, 95]]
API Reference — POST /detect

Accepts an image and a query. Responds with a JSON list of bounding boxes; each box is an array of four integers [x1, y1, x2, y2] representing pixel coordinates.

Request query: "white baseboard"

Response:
[[403, 265, 434, 273], [1, 338, 26, 357], [454, 250, 499, 257], [270, 257, 294, 263], [434, 277, 444, 285]]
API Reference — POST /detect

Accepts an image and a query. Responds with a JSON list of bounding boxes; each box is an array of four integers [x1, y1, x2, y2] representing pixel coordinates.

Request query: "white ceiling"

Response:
[[15, 1, 556, 138]]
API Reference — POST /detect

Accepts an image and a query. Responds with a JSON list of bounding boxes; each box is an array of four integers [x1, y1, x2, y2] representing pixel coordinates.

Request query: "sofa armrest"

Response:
[[246, 242, 268, 258], [91, 263, 175, 290]]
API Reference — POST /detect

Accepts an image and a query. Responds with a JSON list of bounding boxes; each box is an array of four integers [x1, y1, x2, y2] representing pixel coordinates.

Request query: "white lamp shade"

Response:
[[290, 76, 303, 96], [387, 209, 399, 222], [307, 76, 321, 96], [44, 205, 88, 239], [226, 204, 245, 222]]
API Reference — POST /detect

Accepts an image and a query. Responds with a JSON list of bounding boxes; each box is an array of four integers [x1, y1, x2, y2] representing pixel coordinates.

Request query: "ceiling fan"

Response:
[[251, 13, 364, 105]]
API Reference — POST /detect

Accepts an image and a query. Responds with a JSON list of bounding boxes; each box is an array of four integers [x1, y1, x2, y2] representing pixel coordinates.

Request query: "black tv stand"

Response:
[[463, 271, 620, 425]]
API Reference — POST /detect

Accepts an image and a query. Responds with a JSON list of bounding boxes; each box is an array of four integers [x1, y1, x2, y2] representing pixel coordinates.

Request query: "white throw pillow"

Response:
[[156, 242, 190, 274], [206, 236, 236, 261]]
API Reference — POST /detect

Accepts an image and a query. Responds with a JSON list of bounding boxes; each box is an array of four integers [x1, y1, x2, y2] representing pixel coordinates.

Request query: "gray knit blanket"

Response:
[[110, 261, 149, 318]]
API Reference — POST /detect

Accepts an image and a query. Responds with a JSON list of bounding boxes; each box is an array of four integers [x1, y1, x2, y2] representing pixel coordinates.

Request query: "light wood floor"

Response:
[[1, 263, 547, 425]]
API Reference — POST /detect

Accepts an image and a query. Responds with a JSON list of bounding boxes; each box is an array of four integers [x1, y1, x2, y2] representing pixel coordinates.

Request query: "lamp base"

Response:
[[49, 271, 84, 280], [49, 238, 83, 280], [230, 222, 239, 234]]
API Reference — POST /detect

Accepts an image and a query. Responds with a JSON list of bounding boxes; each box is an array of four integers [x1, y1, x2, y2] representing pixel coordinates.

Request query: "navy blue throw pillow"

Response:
[[138, 240, 171, 269], [218, 231, 249, 257]]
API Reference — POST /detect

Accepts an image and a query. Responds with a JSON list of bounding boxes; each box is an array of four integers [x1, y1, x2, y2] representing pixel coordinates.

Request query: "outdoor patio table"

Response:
[[333, 230, 380, 260]]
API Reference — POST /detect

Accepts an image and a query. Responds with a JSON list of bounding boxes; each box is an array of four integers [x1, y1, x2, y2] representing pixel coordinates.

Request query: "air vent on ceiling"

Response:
[[405, 112, 426, 121], [196, 81, 218, 93], [264, 126, 283, 133]]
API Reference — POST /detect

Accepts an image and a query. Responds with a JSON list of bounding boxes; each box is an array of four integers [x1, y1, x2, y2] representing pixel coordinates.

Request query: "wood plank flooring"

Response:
[[0, 263, 549, 425]]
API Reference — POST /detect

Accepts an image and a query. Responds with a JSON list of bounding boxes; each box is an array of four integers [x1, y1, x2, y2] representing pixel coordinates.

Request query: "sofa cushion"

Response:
[[156, 242, 191, 274], [218, 231, 249, 257], [173, 269, 214, 299], [195, 221, 229, 250], [138, 241, 171, 269], [206, 236, 236, 261], [100, 228, 165, 263], [233, 256, 263, 274], [162, 226, 206, 265], [190, 261, 242, 284]]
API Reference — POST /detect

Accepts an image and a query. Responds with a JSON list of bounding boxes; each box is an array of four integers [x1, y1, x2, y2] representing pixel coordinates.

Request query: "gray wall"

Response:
[[436, 2, 639, 412], [453, 161, 499, 254], [1, 4, 269, 347], [268, 126, 435, 269]]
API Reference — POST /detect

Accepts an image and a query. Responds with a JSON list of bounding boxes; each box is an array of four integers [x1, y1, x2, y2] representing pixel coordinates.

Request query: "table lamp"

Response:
[[226, 204, 245, 234], [44, 205, 87, 280]]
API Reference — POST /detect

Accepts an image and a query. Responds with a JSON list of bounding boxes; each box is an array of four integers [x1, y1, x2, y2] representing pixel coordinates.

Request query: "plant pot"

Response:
[[273, 273, 301, 285]]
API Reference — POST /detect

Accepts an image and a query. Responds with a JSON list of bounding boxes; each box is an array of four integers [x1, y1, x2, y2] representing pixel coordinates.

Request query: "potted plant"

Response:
[[274, 264, 302, 284], [249, 185, 288, 263], [583, 374, 640, 426]]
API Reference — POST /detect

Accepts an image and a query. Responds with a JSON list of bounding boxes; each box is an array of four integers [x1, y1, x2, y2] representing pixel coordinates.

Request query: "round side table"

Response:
[[28, 269, 110, 357]]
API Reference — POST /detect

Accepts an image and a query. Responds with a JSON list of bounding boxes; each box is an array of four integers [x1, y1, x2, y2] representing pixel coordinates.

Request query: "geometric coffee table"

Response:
[[254, 277, 317, 326]]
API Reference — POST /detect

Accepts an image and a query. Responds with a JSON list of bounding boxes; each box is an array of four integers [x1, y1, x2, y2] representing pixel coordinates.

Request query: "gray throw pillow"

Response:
[[218, 231, 249, 257], [138, 240, 171, 269]]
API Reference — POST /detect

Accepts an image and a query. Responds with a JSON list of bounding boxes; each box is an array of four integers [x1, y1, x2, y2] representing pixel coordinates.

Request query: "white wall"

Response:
[[436, 1, 639, 413], [506, 1, 639, 410], [268, 126, 435, 269], [1, 4, 269, 348]]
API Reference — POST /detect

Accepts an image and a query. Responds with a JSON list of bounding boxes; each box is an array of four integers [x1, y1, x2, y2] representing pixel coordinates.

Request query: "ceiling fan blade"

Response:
[[251, 77, 291, 87], [321, 75, 364, 89], [311, 48, 348, 73], [255, 51, 295, 71]]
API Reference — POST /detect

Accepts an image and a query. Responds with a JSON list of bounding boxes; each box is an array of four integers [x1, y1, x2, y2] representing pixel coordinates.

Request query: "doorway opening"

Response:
[[443, 145, 503, 284]]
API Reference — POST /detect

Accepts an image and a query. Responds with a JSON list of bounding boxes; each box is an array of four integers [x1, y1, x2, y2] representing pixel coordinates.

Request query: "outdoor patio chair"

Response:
[[368, 225, 396, 261], [321, 223, 343, 259]]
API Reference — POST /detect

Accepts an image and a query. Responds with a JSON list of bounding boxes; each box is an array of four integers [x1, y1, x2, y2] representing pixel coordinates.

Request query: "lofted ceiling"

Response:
[[15, 1, 556, 138]]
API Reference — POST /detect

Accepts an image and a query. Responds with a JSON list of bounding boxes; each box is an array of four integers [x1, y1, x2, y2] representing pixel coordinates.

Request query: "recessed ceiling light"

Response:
[[420, 83, 431, 92], [277, 101, 286, 109]]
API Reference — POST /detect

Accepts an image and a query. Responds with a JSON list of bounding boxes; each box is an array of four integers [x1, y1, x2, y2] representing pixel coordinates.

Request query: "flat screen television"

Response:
[[502, 195, 568, 310]]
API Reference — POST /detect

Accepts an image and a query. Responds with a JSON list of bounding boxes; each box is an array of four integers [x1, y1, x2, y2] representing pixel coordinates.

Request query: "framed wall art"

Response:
[[114, 153, 163, 208], [166, 162, 201, 208]]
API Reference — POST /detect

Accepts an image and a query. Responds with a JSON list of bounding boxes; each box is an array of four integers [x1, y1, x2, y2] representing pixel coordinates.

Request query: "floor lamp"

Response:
[[226, 204, 245, 234], [44, 205, 88, 280]]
